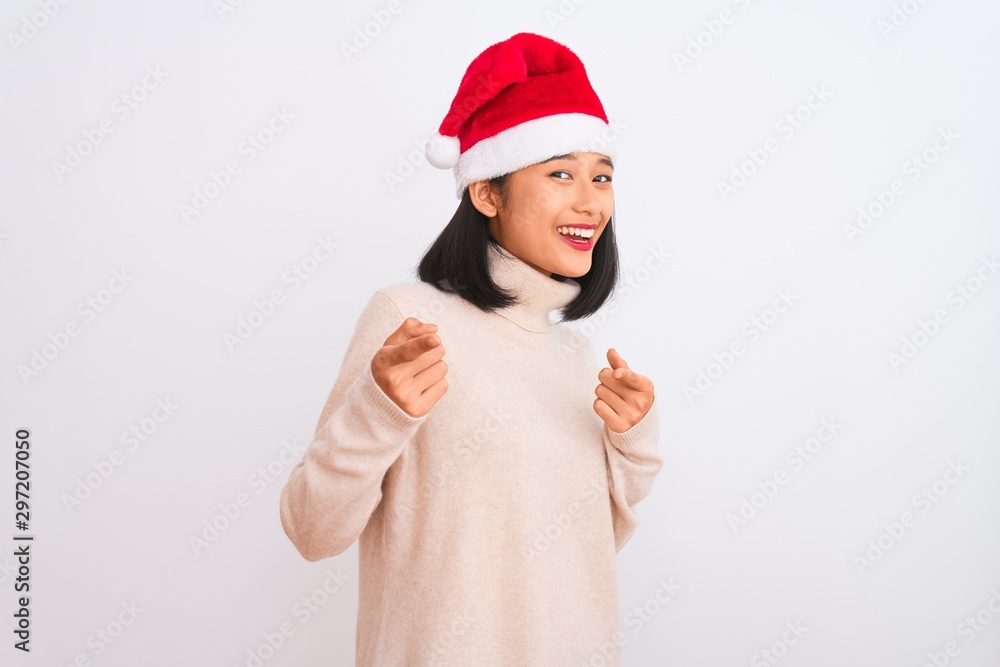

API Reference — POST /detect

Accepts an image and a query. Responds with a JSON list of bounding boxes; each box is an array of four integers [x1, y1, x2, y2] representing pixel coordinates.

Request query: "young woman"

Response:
[[280, 32, 663, 666]]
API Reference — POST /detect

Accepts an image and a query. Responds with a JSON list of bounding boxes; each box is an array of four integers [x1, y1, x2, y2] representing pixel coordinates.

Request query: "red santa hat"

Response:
[[425, 32, 617, 198]]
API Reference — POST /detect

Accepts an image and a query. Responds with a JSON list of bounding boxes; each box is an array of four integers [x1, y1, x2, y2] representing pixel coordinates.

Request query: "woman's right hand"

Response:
[[371, 318, 449, 418]]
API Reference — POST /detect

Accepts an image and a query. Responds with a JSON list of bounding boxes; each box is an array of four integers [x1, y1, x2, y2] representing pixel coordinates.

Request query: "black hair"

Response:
[[415, 173, 619, 323]]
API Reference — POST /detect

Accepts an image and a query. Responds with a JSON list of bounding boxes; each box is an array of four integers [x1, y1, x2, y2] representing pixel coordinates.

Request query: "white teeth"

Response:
[[557, 226, 595, 239]]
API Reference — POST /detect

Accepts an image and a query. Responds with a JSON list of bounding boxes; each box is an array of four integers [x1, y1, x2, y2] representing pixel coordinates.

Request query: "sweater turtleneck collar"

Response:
[[485, 240, 582, 333]]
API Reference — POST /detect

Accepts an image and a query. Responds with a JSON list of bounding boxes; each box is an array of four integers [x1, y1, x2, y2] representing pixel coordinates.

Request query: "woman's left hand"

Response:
[[593, 348, 656, 434]]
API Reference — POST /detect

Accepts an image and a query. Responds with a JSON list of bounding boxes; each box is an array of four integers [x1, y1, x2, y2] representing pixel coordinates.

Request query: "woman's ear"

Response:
[[468, 180, 499, 218]]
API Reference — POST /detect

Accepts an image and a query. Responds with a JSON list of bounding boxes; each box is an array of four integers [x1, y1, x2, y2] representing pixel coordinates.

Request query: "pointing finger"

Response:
[[385, 317, 437, 346], [607, 348, 629, 375], [601, 366, 652, 392], [395, 332, 442, 364], [403, 318, 437, 340]]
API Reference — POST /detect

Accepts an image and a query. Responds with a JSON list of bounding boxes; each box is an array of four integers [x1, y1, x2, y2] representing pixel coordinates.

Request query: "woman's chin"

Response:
[[552, 255, 593, 279]]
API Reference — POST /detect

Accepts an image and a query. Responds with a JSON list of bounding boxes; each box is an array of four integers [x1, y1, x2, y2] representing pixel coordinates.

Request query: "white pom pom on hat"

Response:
[[425, 132, 461, 169]]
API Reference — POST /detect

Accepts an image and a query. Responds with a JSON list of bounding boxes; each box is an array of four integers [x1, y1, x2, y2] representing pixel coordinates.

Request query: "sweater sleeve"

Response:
[[279, 290, 428, 561], [602, 398, 663, 552], [580, 335, 664, 552]]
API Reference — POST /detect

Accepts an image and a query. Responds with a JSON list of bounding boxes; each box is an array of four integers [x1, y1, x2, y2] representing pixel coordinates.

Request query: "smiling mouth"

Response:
[[556, 225, 596, 242], [557, 225, 596, 250]]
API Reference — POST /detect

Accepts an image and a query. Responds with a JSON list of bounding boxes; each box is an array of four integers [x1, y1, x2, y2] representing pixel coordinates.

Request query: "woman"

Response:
[[279, 32, 663, 666]]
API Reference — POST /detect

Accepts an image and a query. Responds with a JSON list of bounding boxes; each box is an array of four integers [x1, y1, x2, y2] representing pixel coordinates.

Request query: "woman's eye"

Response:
[[550, 170, 612, 183]]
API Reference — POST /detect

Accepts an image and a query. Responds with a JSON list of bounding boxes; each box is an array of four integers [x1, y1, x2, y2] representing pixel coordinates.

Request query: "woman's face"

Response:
[[474, 151, 615, 279]]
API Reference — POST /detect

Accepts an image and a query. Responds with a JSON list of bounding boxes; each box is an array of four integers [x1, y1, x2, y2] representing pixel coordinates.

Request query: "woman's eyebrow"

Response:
[[541, 153, 615, 171]]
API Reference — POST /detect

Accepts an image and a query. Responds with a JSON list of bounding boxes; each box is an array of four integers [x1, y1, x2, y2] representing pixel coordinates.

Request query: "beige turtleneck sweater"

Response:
[[279, 241, 662, 666]]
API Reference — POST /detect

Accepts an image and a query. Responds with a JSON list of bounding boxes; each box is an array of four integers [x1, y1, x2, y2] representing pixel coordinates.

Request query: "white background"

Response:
[[2, 1, 999, 665]]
